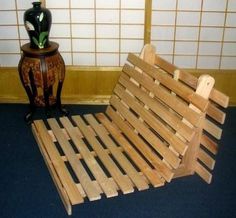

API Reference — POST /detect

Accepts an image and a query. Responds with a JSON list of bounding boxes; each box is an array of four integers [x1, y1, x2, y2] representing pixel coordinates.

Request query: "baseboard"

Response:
[[0, 67, 235, 106]]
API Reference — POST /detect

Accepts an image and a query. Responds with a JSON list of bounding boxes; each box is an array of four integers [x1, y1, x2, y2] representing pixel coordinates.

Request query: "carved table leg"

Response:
[[24, 86, 36, 124], [56, 81, 69, 116], [18, 60, 36, 124]]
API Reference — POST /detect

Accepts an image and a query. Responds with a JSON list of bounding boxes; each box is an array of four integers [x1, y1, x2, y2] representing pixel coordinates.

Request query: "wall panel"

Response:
[[0, 0, 236, 105]]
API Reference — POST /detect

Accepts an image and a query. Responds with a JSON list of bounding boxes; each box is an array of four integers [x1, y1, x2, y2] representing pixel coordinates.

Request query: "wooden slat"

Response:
[[32, 124, 72, 215], [197, 148, 216, 170], [48, 128, 71, 142], [127, 54, 209, 112], [33, 120, 84, 205], [84, 114, 149, 191], [195, 161, 212, 184], [155, 55, 228, 125], [106, 106, 174, 182], [59, 117, 118, 198], [119, 73, 195, 142], [201, 134, 218, 155], [47, 118, 101, 201], [110, 94, 181, 169], [207, 103, 226, 125], [122, 63, 203, 127], [114, 84, 188, 156], [210, 88, 229, 109], [72, 115, 134, 194], [204, 119, 222, 140], [155, 54, 229, 108], [96, 113, 164, 187]]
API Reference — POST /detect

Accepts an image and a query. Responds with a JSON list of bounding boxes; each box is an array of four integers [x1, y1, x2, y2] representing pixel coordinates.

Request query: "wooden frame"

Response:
[[32, 45, 229, 215]]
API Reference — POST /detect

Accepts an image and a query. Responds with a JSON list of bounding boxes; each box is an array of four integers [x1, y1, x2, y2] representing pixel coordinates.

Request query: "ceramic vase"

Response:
[[24, 1, 52, 49]]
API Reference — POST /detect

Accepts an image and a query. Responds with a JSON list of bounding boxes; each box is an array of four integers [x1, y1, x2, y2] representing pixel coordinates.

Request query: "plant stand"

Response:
[[18, 41, 68, 123]]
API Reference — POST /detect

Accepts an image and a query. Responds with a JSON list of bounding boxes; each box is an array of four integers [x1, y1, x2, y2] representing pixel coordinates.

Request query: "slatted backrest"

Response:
[[154, 53, 229, 184], [106, 47, 213, 184]]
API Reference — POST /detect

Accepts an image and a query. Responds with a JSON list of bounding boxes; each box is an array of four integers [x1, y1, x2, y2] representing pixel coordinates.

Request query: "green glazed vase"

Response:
[[24, 2, 52, 49]]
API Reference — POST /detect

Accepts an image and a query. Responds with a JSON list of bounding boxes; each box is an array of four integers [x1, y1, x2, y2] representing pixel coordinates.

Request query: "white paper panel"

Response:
[[222, 43, 236, 56], [200, 28, 223, 41], [121, 10, 144, 24], [72, 24, 95, 38], [96, 25, 119, 38], [203, 0, 227, 11], [121, 25, 144, 39], [0, 54, 20, 67], [0, 11, 17, 25], [221, 57, 236, 69], [153, 41, 174, 54], [96, 10, 119, 24], [121, 0, 145, 9], [151, 26, 175, 40], [175, 42, 198, 55], [175, 27, 199, 40], [120, 39, 143, 52], [50, 24, 71, 37], [73, 53, 95, 66], [71, 10, 94, 23], [152, 11, 176, 25], [53, 39, 71, 52], [46, 0, 69, 8], [226, 13, 236, 27], [177, 0, 202, 11], [50, 9, 70, 23], [201, 13, 225, 26], [97, 53, 119, 66], [60, 53, 72, 65], [70, 0, 94, 8], [198, 42, 222, 55], [152, 0, 176, 10], [72, 39, 95, 52], [228, 0, 236, 12], [174, 56, 196, 68], [17, 11, 25, 25], [16, 0, 34, 10], [19, 26, 28, 39], [96, 39, 119, 52], [0, 40, 20, 53], [2, 0, 15, 10], [177, 12, 200, 26], [197, 56, 220, 69], [224, 28, 236, 41], [120, 53, 129, 66], [0, 26, 18, 39], [96, 0, 119, 8]]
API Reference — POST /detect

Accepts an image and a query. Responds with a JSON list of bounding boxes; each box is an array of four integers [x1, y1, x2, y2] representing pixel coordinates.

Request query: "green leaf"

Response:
[[32, 37, 39, 46], [42, 38, 47, 46], [39, 31, 48, 44]]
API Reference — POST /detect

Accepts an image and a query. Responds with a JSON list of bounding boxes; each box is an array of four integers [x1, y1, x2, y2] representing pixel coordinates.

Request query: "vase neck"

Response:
[[32, 2, 41, 9]]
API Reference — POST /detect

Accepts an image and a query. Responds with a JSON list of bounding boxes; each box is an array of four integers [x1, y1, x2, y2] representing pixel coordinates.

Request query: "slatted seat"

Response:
[[32, 44, 229, 215]]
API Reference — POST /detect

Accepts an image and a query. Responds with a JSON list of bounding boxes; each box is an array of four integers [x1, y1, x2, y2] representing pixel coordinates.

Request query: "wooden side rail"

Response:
[[31, 45, 228, 215]]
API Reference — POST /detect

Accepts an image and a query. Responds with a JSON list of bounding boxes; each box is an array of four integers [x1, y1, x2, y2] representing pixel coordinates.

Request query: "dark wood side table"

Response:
[[18, 41, 68, 123]]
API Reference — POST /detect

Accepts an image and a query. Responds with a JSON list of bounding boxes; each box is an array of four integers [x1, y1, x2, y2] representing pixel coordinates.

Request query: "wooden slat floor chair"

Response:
[[32, 44, 229, 215]]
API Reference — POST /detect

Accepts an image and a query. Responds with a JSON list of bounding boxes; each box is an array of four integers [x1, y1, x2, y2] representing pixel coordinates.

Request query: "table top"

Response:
[[21, 41, 59, 56]]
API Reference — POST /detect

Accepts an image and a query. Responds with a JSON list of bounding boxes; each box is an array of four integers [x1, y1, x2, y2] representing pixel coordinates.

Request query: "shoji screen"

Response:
[[151, 0, 236, 69], [1, 0, 236, 69]]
